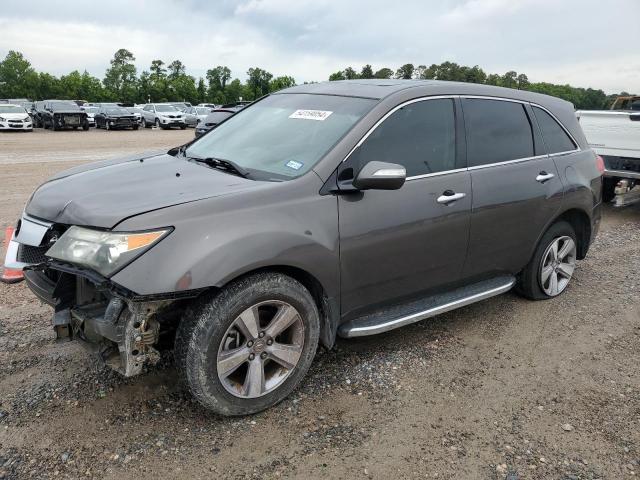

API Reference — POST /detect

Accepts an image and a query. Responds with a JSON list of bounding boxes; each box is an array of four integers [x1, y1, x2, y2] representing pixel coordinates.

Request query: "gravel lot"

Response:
[[0, 129, 639, 479]]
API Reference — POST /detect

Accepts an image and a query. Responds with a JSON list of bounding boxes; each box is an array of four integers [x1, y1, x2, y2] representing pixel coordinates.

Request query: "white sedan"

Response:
[[0, 104, 33, 131]]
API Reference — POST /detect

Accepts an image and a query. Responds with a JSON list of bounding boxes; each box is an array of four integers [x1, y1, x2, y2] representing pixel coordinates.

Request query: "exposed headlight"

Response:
[[46, 226, 171, 277]]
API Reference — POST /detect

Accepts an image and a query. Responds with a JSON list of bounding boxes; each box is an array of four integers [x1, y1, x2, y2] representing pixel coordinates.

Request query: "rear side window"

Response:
[[532, 106, 576, 154], [350, 98, 456, 177], [206, 112, 233, 124], [463, 99, 534, 166]]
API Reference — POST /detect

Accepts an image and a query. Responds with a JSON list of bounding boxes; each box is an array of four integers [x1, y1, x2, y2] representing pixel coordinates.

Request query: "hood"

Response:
[[26, 153, 257, 229], [1, 113, 30, 120]]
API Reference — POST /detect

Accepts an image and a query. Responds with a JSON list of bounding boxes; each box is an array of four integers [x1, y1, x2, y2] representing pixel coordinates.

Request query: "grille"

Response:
[[17, 244, 49, 264]]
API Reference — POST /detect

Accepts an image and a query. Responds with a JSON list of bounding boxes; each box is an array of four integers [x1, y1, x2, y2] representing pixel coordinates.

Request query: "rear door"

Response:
[[461, 97, 564, 278], [338, 97, 471, 319]]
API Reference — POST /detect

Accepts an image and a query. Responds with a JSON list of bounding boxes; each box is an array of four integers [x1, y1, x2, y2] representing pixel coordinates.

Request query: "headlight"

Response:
[[0, 117, 6, 121], [46, 226, 171, 277]]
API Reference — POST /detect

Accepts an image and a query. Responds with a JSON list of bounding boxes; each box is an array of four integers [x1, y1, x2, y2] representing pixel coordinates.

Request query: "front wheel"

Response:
[[516, 221, 577, 300], [175, 273, 320, 416]]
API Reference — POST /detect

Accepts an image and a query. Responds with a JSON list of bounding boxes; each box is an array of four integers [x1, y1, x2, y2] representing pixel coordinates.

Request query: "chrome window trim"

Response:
[[341, 95, 457, 172], [341, 94, 582, 181], [406, 167, 467, 181], [467, 154, 549, 171]]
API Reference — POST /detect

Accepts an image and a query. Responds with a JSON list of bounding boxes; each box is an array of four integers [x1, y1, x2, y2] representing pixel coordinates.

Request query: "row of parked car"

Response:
[[0, 98, 247, 136]]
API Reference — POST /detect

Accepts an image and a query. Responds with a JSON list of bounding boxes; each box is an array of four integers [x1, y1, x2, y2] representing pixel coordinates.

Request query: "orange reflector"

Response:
[[126, 231, 164, 251], [1, 226, 24, 284]]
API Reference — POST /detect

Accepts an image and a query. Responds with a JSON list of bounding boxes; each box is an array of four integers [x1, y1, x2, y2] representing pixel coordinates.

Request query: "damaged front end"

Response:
[[4, 214, 195, 377], [52, 273, 165, 376]]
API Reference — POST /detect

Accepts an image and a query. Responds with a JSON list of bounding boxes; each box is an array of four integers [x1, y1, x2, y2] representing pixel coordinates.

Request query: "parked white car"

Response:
[[80, 106, 98, 127], [0, 104, 33, 131], [140, 103, 186, 129], [183, 106, 213, 127]]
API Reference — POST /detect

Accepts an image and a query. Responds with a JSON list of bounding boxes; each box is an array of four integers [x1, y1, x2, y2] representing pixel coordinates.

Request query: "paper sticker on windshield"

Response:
[[285, 160, 304, 170], [289, 109, 333, 121]]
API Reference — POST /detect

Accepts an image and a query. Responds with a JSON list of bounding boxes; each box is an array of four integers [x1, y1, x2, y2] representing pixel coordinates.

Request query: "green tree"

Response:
[[246, 67, 273, 99], [373, 67, 394, 79], [269, 76, 296, 92], [395, 63, 415, 80], [103, 49, 138, 102], [501, 71, 518, 89], [360, 64, 374, 79], [149, 59, 167, 101], [196, 77, 206, 103], [0, 50, 39, 98], [167, 60, 186, 80], [206, 66, 232, 101], [329, 70, 346, 81], [343, 67, 358, 80]]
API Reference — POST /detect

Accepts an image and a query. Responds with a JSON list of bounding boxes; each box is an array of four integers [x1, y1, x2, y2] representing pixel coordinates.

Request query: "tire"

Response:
[[132, 125, 139, 131], [602, 177, 617, 203], [43, 117, 49, 130], [72, 126, 78, 130], [180, 125, 186, 130], [516, 221, 578, 300], [141, 118, 147, 128], [155, 118, 162, 129], [82, 121, 89, 131], [52, 118, 60, 131], [106, 122, 111, 131], [175, 272, 320, 416]]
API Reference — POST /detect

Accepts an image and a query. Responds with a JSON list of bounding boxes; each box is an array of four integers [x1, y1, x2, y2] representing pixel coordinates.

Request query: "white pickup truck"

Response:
[[577, 108, 640, 204]]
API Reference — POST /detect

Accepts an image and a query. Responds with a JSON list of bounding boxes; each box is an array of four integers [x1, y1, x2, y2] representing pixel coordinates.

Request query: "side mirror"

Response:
[[352, 161, 406, 191]]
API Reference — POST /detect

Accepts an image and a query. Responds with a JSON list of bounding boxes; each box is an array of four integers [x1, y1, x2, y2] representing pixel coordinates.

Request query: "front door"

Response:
[[337, 97, 471, 319]]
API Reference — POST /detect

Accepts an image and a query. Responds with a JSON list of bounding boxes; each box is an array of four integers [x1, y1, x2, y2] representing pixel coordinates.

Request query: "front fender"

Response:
[[110, 175, 340, 301]]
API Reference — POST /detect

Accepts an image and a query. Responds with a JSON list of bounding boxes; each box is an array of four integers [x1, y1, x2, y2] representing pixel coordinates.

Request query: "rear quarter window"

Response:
[[532, 106, 577, 154], [463, 98, 534, 167]]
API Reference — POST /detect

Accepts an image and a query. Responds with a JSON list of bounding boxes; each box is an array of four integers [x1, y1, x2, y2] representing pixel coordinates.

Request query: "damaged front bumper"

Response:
[[4, 213, 199, 377]]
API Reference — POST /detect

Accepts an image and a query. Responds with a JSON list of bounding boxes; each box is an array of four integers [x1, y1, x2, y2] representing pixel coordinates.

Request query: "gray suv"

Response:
[[140, 103, 186, 129], [3, 80, 602, 416]]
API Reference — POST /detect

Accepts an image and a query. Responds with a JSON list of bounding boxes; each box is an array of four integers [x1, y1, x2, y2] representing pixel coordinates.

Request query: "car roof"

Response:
[[1, 104, 23, 108], [277, 79, 575, 110]]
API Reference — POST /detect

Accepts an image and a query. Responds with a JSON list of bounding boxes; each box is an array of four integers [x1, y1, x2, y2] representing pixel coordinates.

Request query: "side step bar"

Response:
[[338, 275, 516, 338]]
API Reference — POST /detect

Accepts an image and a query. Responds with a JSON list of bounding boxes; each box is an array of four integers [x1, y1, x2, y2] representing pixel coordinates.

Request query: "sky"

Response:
[[1, 0, 639, 93]]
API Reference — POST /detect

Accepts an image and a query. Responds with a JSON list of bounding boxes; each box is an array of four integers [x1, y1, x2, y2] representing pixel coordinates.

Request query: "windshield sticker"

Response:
[[289, 109, 333, 121], [285, 160, 304, 170]]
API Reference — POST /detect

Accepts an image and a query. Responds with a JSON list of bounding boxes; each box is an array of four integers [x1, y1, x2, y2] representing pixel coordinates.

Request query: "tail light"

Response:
[[595, 155, 605, 175], [1, 226, 24, 284]]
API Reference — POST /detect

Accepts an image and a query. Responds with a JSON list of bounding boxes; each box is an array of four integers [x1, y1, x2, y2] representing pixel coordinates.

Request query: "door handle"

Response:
[[536, 171, 555, 183], [436, 191, 466, 205]]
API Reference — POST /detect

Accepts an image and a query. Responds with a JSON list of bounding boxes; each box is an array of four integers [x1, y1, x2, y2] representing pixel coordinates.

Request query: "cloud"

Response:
[[0, 0, 638, 93]]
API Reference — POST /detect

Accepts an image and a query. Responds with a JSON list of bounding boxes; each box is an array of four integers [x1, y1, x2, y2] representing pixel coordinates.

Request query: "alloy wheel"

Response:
[[217, 300, 305, 399], [539, 236, 576, 296]]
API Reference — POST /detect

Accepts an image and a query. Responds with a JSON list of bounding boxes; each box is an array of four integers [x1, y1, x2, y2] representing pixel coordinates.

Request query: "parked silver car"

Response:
[[184, 106, 213, 127], [140, 103, 186, 129]]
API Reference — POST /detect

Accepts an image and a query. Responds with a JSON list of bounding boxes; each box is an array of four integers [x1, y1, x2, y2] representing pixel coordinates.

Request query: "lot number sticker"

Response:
[[289, 109, 333, 121]]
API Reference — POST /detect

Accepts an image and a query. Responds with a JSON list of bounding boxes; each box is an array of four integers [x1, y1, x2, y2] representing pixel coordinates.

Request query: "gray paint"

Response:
[[20, 80, 602, 346]]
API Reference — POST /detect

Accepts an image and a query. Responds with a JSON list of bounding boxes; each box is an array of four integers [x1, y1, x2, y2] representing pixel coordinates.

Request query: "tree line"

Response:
[[0, 49, 296, 105], [0, 49, 632, 110], [329, 62, 626, 110]]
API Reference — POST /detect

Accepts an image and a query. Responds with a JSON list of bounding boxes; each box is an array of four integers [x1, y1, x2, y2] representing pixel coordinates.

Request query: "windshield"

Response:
[[83, 107, 98, 113], [0, 105, 26, 114], [196, 107, 211, 115], [156, 105, 178, 112], [106, 107, 130, 115], [50, 102, 80, 111], [185, 94, 375, 179]]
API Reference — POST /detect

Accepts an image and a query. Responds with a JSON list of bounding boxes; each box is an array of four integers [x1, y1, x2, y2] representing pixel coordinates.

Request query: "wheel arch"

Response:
[[213, 265, 339, 350], [538, 208, 591, 260]]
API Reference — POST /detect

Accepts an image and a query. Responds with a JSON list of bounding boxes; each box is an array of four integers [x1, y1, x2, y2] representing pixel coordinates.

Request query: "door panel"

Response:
[[463, 157, 563, 277], [338, 171, 471, 319]]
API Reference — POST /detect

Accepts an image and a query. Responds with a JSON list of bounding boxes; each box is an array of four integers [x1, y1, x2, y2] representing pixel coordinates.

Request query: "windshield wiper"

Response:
[[189, 157, 251, 178]]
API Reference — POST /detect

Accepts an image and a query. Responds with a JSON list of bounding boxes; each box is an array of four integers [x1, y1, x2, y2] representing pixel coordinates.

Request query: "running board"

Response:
[[338, 275, 516, 338]]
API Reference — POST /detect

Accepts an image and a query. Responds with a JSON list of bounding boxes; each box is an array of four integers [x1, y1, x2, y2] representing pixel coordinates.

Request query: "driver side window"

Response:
[[349, 98, 456, 177]]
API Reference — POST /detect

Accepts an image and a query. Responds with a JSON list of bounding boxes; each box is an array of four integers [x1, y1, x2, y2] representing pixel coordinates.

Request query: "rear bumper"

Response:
[[602, 155, 640, 179]]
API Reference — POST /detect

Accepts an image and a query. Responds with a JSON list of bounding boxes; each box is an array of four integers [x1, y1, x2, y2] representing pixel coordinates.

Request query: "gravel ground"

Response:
[[0, 129, 639, 479]]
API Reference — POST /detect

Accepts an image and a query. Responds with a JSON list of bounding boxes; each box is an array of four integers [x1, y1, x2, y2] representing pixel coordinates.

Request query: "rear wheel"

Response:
[[517, 221, 577, 300], [175, 272, 320, 416], [155, 118, 163, 129]]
